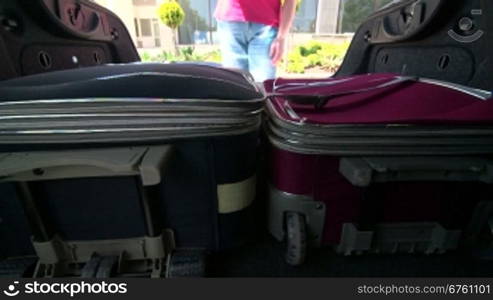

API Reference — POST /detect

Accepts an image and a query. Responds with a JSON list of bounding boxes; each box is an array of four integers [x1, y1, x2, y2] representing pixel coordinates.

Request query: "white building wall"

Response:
[[94, 0, 348, 52], [133, 5, 174, 50], [316, 0, 341, 34], [94, 0, 137, 43], [93, 0, 174, 51]]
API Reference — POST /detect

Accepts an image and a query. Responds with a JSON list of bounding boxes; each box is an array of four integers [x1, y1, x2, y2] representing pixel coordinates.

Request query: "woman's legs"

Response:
[[247, 23, 278, 82], [218, 21, 278, 82], [217, 21, 249, 71]]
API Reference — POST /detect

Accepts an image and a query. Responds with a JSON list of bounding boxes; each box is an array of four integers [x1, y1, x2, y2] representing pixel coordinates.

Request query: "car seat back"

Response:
[[0, 0, 139, 81], [337, 0, 492, 90]]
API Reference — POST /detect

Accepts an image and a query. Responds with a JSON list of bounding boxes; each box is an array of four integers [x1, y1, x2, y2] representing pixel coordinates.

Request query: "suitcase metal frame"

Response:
[[268, 150, 493, 265], [0, 146, 181, 278]]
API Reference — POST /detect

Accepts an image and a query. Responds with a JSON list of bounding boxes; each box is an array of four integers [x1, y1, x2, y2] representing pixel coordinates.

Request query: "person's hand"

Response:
[[270, 37, 286, 65]]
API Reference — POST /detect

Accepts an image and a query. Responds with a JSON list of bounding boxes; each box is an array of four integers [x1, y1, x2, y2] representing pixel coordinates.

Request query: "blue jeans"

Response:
[[217, 21, 278, 82]]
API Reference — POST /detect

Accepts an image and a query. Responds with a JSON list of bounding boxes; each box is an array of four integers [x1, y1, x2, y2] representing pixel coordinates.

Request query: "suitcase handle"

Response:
[[339, 157, 493, 187], [0, 146, 174, 186], [271, 76, 418, 109], [271, 76, 491, 111]]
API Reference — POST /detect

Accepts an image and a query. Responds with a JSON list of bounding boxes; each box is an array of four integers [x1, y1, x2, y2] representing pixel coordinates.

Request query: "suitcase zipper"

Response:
[[282, 101, 306, 124]]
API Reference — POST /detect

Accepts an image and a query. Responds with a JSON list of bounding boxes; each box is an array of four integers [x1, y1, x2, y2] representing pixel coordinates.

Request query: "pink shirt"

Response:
[[215, 0, 281, 27]]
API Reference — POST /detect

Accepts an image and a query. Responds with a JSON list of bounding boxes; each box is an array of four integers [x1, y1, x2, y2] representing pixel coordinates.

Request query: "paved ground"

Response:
[[208, 234, 493, 278], [2, 236, 492, 278]]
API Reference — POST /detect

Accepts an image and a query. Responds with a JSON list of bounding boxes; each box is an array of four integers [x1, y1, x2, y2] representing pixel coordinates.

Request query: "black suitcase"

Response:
[[1, 0, 140, 276], [0, 62, 264, 278]]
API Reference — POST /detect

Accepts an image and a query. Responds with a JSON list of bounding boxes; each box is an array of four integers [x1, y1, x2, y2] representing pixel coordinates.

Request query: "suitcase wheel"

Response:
[[166, 250, 206, 278], [285, 212, 307, 266]]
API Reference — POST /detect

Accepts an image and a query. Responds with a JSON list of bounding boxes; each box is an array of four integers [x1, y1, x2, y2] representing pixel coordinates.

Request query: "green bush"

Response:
[[284, 40, 350, 74], [201, 49, 222, 63], [299, 41, 323, 57], [140, 52, 153, 62], [158, 0, 185, 55], [140, 40, 348, 75], [158, 0, 185, 29], [140, 47, 222, 63], [281, 0, 303, 10]]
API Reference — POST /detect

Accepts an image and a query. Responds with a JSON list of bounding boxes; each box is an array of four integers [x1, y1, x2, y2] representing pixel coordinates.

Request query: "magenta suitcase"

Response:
[[265, 74, 493, 265]]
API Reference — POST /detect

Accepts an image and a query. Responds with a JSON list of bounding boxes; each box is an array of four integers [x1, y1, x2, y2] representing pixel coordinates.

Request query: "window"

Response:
[[178, 0, 217, 45], [135, 18, 161, 48], [293, 0, 319, 33], [338, 0, 393, 33], [153, 19, 161, 47], [140, 19, 152, 37], [134, 18, 140, 37]]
